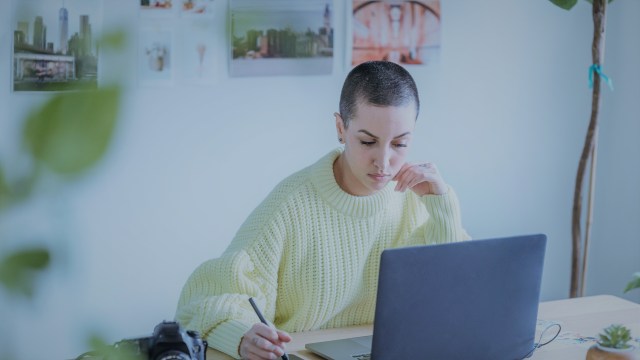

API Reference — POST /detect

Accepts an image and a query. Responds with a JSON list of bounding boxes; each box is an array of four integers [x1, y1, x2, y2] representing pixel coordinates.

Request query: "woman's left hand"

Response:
[[393, 162, 448, 196]]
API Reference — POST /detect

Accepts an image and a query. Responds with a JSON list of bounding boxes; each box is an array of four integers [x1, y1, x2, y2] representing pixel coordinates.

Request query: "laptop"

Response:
[[305, 234, 547, 360]]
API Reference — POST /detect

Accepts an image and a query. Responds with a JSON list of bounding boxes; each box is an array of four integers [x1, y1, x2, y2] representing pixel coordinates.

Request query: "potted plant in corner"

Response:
[[586, 324, 638, 360]]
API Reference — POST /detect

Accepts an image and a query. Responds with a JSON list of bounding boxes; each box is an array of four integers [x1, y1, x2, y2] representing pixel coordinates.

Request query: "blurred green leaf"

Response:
[[0, 248, 50, 297], [98, 30, 127, 50], [0, 166, 42, 211], [88, 334, 144, 360], [22, 86, 121, 175], [0, 165, 9, 209], [549, 0, 579, 10], [6, 168, 40, 208], [624, 272, 640, 293]]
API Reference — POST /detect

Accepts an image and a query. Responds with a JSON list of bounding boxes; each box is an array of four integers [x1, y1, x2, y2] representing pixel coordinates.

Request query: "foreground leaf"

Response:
[[88, 334, 144, 360], [98, 30, 127, 50], [22, 87, 121, 175], [0, 166, 9, 209], [0, 248, 50, 297]]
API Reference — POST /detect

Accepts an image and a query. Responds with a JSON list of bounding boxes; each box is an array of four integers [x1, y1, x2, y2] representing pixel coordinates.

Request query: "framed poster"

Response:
[[140, 0, 174, 14], [138, 21, 174, 85], [179, 0, 215, 17], [178, 19, 216, 83], [230, 0, 334, 77], [11, 0, 102, 92], [351, 0, 441, 66], [138, 0, 216, 85]]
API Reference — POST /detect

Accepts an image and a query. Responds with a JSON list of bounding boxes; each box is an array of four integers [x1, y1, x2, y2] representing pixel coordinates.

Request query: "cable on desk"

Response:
[[518, 322, 562, 359]]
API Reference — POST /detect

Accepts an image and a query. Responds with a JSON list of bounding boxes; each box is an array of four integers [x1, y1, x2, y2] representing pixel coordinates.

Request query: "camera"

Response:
[[111, 321, 207, 360]]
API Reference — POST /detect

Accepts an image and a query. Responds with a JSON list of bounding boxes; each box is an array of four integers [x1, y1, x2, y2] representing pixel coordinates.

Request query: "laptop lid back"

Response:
[[371, 234, 546, 360]]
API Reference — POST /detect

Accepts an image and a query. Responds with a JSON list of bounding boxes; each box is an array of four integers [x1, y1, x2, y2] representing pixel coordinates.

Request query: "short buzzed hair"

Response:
[[339, 61, 420, 128]]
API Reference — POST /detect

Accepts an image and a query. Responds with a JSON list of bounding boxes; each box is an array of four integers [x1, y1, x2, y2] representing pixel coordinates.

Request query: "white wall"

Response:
[[0, 1, 638, 359]]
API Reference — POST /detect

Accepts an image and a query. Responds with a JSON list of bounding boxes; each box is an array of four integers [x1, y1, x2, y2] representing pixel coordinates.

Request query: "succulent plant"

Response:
[[598, 324, 632, 349]]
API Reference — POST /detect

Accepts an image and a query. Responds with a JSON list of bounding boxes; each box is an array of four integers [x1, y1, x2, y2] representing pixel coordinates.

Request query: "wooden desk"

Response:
[[206, 295, 640, 359]]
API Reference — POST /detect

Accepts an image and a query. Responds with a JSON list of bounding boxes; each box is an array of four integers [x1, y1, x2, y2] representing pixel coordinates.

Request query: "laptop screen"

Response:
[[306, 234, 547, 360], [371, 234, 546, 359]]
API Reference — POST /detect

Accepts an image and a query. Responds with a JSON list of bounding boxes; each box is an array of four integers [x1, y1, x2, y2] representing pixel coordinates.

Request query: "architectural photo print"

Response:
[[12, 0, 101, 92], [230, 0, 334, 77]]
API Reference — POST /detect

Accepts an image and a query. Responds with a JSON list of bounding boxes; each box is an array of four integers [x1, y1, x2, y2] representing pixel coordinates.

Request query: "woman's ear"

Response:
[[335, 112, 345, 144]]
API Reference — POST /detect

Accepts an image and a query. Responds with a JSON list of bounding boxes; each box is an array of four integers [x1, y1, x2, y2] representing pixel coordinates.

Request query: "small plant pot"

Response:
[[586, 343, 638, 360]]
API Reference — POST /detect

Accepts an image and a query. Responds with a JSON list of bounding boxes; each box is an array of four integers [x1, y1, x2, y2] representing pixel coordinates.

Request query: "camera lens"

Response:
[[154, 350, 191, 360]]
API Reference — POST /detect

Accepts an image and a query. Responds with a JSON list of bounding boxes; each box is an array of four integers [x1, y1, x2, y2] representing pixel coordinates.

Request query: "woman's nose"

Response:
[[372, 147, 391, 170]]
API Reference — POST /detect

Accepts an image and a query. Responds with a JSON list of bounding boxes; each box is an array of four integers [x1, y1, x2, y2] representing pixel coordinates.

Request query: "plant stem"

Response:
[[580, 137, 598, 297], [570, 0, 606, 298]]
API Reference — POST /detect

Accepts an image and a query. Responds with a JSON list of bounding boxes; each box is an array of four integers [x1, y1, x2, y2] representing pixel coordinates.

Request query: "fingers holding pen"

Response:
[[240, 323, 291, 360], [276, 329, 292, 343]]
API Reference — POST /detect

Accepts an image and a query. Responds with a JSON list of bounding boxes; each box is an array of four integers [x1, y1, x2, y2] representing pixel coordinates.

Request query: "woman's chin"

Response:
[[368, 179, 389, 192]]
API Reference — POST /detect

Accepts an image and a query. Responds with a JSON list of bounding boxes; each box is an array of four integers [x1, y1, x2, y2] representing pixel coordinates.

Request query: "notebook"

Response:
[[305, 234, 547, 360]]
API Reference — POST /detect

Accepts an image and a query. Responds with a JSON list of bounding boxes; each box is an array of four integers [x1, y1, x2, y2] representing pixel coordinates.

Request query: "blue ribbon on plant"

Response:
[[588, 64, 614, 90]]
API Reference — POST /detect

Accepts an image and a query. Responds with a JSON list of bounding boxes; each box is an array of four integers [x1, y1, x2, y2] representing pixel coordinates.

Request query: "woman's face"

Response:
[[336, 101, 416, 196]]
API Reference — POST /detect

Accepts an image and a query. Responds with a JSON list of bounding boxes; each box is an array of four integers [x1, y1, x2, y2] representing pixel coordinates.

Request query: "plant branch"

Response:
[[570, 0, 607, 298]]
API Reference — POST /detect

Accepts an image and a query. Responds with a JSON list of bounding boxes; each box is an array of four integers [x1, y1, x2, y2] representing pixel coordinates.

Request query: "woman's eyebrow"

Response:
[[357, 129, 378, 138], [393, 132, 411, 139], [357, 129, 411, 139]]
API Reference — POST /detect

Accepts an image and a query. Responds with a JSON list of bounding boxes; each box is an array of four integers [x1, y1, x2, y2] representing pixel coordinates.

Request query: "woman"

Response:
[[175, 61, 470, 360]]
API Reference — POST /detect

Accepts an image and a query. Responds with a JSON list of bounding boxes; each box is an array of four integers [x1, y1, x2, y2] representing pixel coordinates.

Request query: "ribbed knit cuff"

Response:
[[421, 187, 469, 243], [423, 188, 460, 221], [206, 319, 252, 359]]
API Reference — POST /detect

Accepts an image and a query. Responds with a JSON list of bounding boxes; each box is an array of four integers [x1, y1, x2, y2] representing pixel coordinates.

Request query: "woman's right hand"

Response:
[[239, 323, 292, 360]]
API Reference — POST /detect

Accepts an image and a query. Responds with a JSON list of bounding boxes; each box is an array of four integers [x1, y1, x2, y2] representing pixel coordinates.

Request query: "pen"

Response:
[[248, 297, 290, 360]]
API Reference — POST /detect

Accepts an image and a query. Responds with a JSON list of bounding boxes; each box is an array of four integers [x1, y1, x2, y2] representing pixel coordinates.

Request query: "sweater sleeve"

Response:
[[175, 208, 285, 359], [410, 186, 471, 244]]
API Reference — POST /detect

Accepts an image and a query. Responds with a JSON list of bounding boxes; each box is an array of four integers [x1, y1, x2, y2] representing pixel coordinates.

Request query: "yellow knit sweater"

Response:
[[175, 148, 470, 358]]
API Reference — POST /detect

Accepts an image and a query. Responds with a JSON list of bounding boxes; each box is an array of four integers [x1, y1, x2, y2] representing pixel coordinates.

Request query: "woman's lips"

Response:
[[368, 173, 390, 182]]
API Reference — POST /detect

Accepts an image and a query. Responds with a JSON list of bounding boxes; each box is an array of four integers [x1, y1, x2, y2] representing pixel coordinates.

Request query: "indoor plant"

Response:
[[586, 324, 638, 360], [548, 0, 615, 298]]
